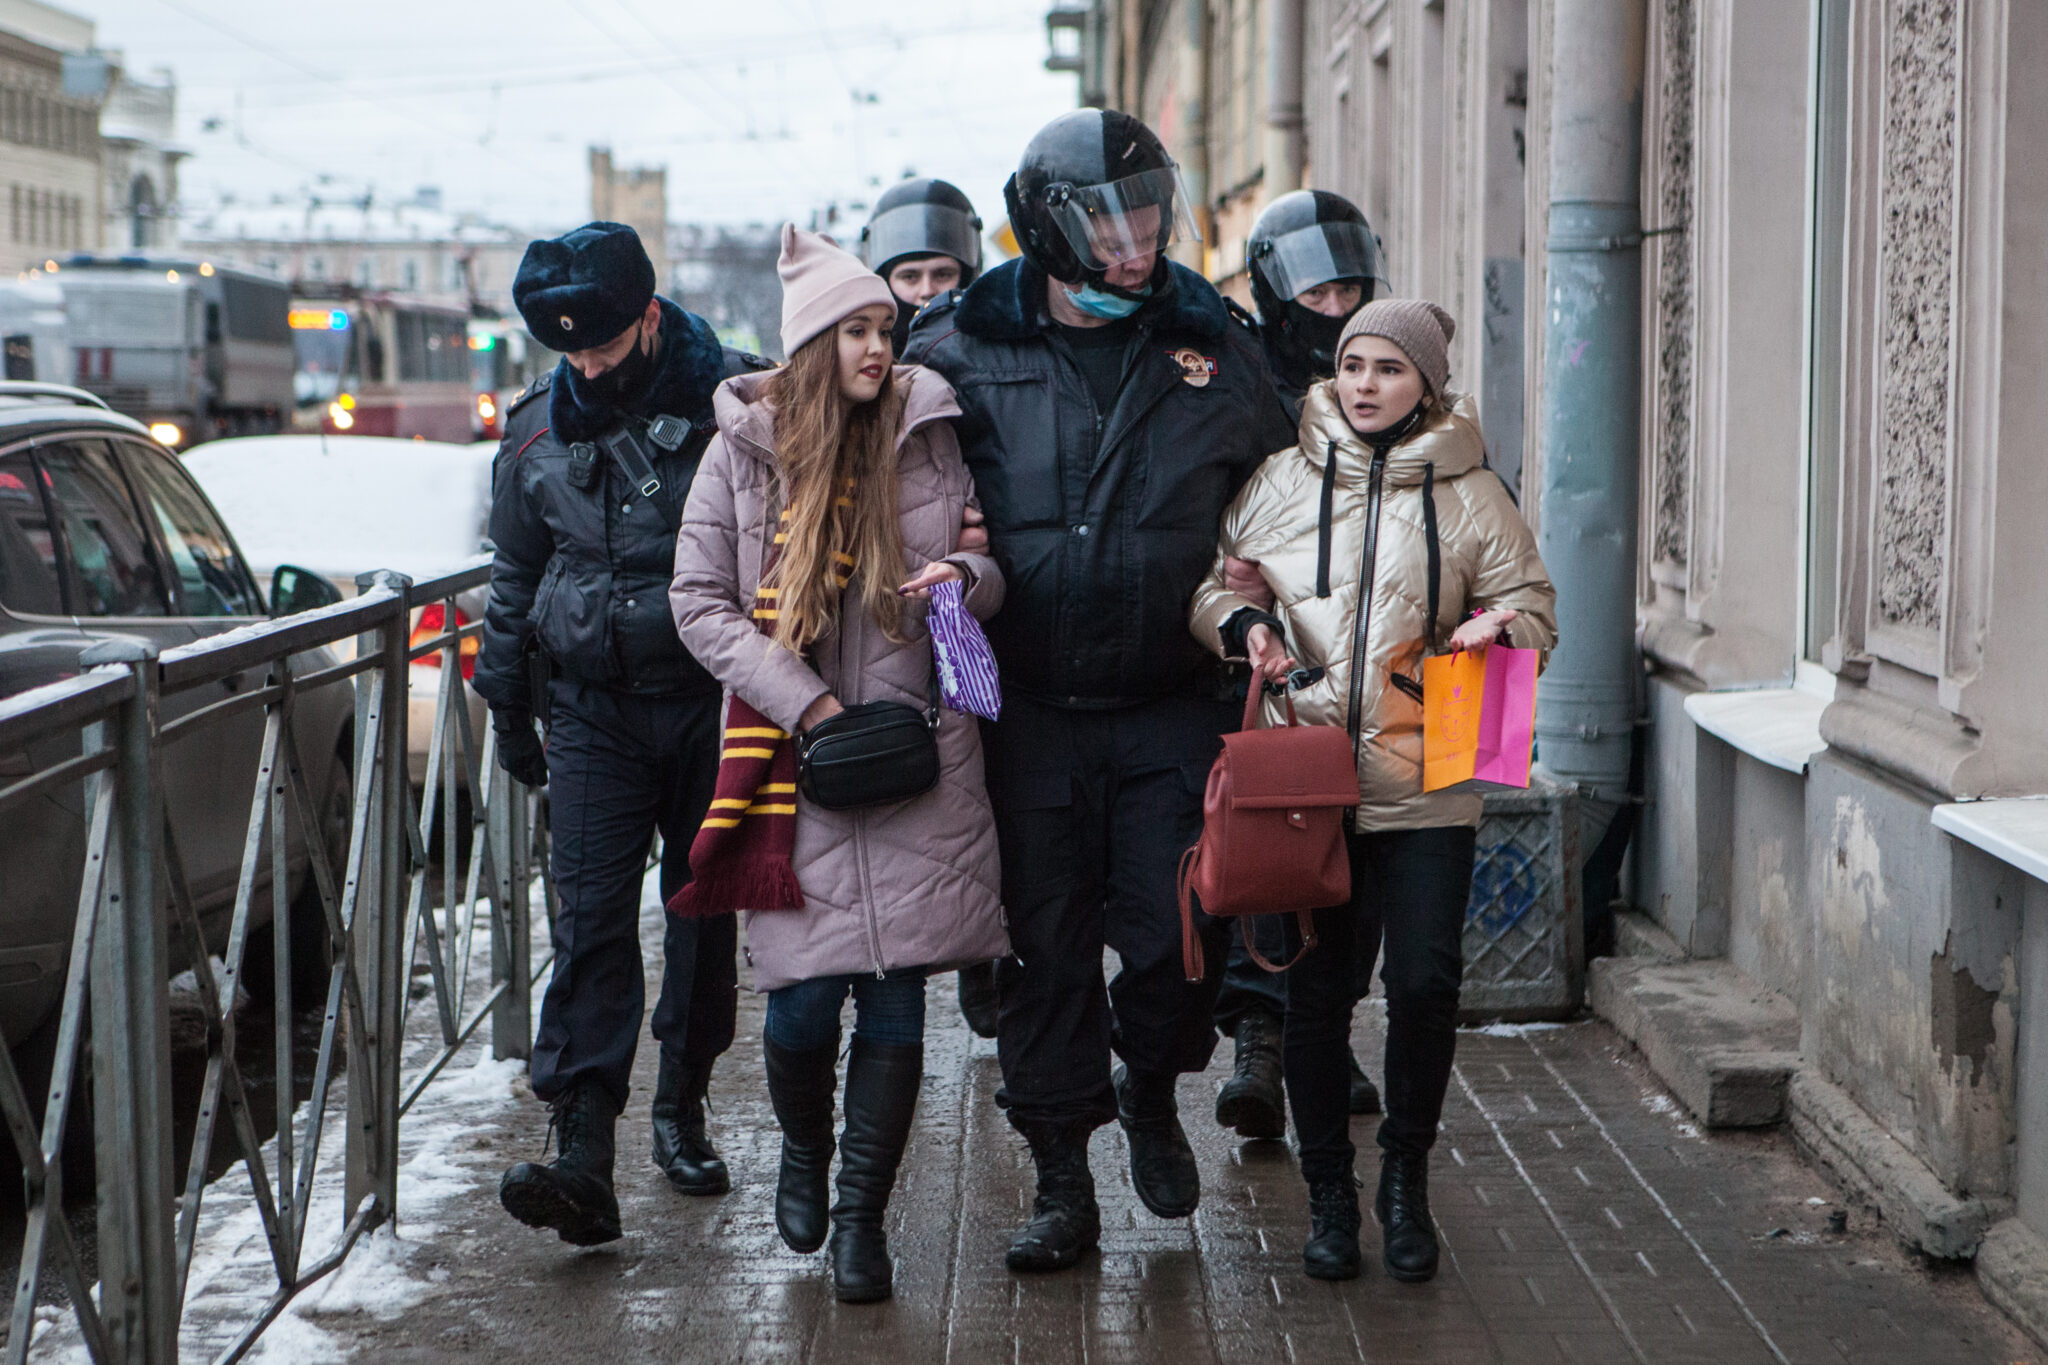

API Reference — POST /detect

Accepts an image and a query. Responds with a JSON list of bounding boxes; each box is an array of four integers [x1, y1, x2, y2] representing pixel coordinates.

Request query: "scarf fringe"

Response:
[[665, 861, 807, 919]]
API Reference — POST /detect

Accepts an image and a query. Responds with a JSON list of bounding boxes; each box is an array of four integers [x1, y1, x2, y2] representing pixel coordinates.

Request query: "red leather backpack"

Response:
[[1177, 684, 1359, 981]]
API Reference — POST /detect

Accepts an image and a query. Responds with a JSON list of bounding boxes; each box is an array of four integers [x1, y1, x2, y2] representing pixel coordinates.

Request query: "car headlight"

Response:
[[148, 422, 183, 446]]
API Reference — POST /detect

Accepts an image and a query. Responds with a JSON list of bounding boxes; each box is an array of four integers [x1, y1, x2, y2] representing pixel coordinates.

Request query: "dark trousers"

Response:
[[1213, 913, 1379, 1036], [530, 680, 738, 1110], [1285, 826, 1474, 1182], [983, 693, 1236, 1129], [766, 969, 928, 1051]]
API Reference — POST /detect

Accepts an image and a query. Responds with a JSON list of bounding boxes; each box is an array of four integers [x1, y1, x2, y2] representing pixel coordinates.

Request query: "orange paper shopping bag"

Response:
[[1421, 646, 1539, 793]]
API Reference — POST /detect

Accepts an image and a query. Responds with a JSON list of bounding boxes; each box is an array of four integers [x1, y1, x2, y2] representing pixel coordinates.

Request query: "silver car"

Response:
[[0, 384, 353, 1051]]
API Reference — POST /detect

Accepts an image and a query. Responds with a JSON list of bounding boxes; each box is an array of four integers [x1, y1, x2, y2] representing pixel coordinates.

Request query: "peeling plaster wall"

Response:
[[1633, 674, 1732, 957], [1805, 753, 2020, 1196], [2013, 877, 2048, 1239], [1728, 755, 1806, 1006]]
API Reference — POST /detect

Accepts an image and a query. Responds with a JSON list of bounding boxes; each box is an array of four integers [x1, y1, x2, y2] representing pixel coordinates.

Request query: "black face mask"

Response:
[[582, 324, 658, 410], [890, 296, 916, 357], [1272, 300, 1355, 387]]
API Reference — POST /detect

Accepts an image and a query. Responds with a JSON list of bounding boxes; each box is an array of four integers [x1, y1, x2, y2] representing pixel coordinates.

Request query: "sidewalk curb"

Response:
[[1586, 956, 1800, 1126], [1786, 1068, 2008, 1261]]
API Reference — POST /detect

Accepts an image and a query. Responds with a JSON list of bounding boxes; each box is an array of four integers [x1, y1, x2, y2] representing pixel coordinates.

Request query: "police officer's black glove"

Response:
[[492, 709, 549, 788]]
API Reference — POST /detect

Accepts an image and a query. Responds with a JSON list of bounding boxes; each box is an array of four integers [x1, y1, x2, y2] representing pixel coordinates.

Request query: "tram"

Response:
[[290, 292, 472, 442], [466, 316, 552, 442]]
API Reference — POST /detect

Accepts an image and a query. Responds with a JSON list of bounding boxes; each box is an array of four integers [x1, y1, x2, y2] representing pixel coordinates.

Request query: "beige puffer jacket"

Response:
[[1190, 381, 1556, 831]]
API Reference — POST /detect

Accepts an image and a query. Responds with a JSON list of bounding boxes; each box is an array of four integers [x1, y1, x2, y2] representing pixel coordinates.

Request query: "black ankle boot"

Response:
[[828, 1037, 922, 1303], [1214, 1011, 1286, 1140], [1115, 1064, 1200, 1218], [764, 1035, 839, 1254], [1348, 1050, 1382, 1116], [1006, 1120, 1101, 1273], [652, 1054, 729, 1195], [956, 961, 1000, 1039], [500, 1081, 623, 1245], [1376, 1150, 1439, 1282], [1303, 1177, 1363, 1280]]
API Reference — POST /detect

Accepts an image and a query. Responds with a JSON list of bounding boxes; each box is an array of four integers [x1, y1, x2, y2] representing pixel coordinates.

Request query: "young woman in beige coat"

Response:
[[1190, 299, 1555, 1283]]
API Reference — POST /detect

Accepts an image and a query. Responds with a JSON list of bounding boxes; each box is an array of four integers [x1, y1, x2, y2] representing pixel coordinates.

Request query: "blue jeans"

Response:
[[765, 969, 928, 1051]]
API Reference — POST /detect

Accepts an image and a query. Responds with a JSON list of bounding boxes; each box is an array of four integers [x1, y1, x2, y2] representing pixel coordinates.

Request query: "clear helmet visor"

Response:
[[862, 203, 983, 274], [1045, 165, 1201, 273], [1256, 221, 1389, 302]]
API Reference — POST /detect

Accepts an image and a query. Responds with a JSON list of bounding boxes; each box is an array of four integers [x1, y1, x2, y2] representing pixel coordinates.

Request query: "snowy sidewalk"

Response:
[[55, 872, 2040, 1363]]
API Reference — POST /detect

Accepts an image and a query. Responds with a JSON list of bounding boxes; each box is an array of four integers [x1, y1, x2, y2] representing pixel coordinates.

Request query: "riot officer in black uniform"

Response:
[[476, 222, 767, 1246], [1211, 190, 1393, 1143], [906, 112, 1295, 1274], [862, 176, 984, 356]]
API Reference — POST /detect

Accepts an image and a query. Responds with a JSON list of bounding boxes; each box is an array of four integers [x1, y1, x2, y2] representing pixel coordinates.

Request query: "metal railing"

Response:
[[0, 559, 550, 1364]]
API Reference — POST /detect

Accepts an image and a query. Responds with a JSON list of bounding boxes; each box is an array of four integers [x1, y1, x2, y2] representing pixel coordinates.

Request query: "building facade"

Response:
[[589, 146, 670, 301], [182, 194, 530, 316], [0, 0, 101, 277], [98, 63, 180, 252], [1061, 0, 2048, 1333]]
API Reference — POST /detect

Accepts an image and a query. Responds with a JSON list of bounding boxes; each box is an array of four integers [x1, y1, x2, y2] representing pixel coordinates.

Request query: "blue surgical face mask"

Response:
[[1066, 281, 1148, 320]]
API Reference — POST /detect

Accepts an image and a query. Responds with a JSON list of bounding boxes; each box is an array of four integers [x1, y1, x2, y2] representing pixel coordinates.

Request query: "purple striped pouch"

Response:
[[929, 577, 1001, 721]]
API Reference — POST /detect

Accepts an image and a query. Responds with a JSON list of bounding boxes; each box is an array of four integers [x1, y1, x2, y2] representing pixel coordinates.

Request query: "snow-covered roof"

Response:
[[184, 201, 529, 249], [183, 435, 494, 581]]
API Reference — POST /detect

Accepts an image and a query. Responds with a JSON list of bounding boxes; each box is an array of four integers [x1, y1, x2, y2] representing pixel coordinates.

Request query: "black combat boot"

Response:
[[499, 1081, 623, 1246], [651, 1053, 729, 1196], [956, 961, 1001, 1039], [1302, 1176, 1363, 1280], [1348, 1050, 1383, 1115], [827, 1037, 923, 1303], [764, 1035, 839, 1254], [1006, 1120, 1102, 1273], [1214, 1010, 1286, 1140], [1376, 1150, 1439, 1282], [1114, 1064, 1200, 1218]]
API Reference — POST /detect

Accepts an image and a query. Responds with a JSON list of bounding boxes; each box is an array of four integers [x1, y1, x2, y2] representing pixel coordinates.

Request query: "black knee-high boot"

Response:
[[828, 1037, 923, 1303], [763, 1035, 839, 1254]]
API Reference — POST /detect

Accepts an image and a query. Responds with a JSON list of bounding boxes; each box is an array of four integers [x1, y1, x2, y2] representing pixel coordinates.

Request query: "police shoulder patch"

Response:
[[506, 369, 555, 417]]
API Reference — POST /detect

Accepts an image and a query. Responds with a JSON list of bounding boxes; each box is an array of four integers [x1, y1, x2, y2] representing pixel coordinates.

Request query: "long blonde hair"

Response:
[[762, 331, 907, 652]]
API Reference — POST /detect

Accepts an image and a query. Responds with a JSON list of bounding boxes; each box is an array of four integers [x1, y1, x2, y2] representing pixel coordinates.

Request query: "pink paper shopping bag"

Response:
[[1422, 645, 1539, 792]]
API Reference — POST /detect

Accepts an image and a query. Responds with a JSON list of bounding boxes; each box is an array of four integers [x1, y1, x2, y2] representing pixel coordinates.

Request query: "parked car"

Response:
[[0, 383, 352, 1048], [181, 434, 494, 787]]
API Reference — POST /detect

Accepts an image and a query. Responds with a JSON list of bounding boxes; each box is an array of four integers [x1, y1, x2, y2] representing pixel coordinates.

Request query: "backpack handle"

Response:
[[1240, 681, 1299, 733]]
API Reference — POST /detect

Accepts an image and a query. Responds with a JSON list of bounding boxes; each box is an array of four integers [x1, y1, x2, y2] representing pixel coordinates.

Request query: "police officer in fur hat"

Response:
[[476, 222, 770, 1245]]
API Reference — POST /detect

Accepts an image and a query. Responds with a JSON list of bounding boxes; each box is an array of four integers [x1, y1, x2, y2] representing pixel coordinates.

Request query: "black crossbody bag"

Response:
[[795, 674, 942, 811]]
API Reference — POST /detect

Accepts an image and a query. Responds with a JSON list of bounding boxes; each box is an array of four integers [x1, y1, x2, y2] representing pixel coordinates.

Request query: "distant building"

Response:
[[669, 222, 782, 361], [98, 62, 181, 251], [183, 192, 531, 315], [0, 0, 104, 275], [589, 146, 669, 297]]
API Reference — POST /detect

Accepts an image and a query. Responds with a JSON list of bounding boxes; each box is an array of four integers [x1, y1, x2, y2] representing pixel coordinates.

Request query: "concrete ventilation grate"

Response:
[[1459, 778, 1583, 1021]]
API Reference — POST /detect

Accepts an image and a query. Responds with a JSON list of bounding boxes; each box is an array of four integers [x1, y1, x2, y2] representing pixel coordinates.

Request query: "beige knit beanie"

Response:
[[1337, 298, 1458, 397], [778, 224, 898, 356]]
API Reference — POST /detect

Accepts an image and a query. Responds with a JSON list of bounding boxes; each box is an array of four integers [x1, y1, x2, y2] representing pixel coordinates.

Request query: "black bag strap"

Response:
[[597, 414, 706, 527], [1314, 440, 1340, 598], [1422, 461, 1441, 650]]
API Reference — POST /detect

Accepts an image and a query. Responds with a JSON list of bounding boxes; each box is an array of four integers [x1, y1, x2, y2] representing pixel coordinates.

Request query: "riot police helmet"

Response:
[[1245, 190, 1390, 375], [861, 177, 984, 284], [1003, 109, 1200, 298]]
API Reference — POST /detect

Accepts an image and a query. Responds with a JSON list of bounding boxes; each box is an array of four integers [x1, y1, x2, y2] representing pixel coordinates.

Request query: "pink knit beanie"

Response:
[[778, 224, 898, 356], [1338, 298, 1458, 396]]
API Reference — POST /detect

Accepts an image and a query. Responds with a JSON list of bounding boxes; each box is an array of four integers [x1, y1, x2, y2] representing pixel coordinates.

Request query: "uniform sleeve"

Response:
[[1190, 459, 1289, 659], [1464, 474, 1559, 659], [669, 433, 834, 733], [474, 432, 550, 714], [922, 417, 1005, 622]]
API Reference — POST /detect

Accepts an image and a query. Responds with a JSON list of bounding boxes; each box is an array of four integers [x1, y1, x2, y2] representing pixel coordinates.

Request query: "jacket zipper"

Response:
[[838, 575, 889, 978], [1345, 448, 1390, 756]]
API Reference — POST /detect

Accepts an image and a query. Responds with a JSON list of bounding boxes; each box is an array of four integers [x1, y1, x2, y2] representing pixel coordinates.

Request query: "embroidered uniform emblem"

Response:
[[1170, 347, 1216, 388]]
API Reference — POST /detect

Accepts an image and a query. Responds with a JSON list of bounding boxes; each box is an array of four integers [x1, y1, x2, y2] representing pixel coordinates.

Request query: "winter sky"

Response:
[[80, 0, 1080, 235]]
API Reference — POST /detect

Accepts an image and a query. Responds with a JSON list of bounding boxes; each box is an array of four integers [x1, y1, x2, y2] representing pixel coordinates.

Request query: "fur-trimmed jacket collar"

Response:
[[549, 297, 727, 443], [951, 257, 1229, 345]]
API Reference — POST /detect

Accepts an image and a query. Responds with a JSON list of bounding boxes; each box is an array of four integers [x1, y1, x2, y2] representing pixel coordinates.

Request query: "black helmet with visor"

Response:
[[1246, 190, 1389, 378], [1005, 110, 1201, 299], [861, 177, 984, 283]]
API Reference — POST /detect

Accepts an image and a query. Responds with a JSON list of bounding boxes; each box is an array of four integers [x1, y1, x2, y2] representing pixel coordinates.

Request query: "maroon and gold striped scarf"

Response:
[[666, 485, 854, 918]]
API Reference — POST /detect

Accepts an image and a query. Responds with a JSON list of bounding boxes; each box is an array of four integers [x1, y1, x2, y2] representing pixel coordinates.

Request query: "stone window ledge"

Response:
[[1680, 663, 1834, 775], [1932, 799, 2048, 887]]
